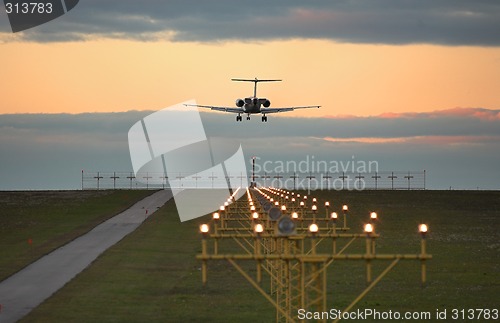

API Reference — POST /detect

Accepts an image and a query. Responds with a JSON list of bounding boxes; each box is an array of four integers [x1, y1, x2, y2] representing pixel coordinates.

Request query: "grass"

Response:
[[13, 190, 500, 322], [0, 190, 154, 281]]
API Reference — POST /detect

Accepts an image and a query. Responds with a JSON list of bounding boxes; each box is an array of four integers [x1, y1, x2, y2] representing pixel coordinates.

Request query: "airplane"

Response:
[[184, 78, 320, 122]]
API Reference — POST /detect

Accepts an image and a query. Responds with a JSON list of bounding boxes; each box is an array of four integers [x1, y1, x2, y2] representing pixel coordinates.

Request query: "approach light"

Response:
[[281, 205, 287, 211], [297, 194, 300, 198], [278, 216, 296, 235], [342, 205, 348, 212], [224, 202, 229, 207], [312, 205, 318, 212], [330, 212, 338, 220], [254, 223, 264, 234], [309, 223, 319, 234], [249, 201, 254, 206], [250, 205, 256, 211], [419, 224, 428, 234], [252, 212, 259, 219], [370, 212, 378, 220], [275, 201, 279, 206], [291, 197, 296, 202], [364, 223, 374, 233], [304, 195, 308, 200], [312, 197, 317, 203], [292, 212, 298, 219], [200, 224, 210, 234], [212, 212, 220, 220], [268, 207, 282, 221], [300, 201, 305, 207], [325, 201, 330, 207]]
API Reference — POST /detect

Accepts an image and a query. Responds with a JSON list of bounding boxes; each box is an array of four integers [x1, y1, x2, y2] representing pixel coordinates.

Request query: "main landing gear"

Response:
[[236, 115, 242, 122], [262, 115, 268, 122]]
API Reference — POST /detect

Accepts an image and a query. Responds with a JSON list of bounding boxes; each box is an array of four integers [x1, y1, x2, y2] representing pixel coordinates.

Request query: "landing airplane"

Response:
[[184, 78, 320, 122]]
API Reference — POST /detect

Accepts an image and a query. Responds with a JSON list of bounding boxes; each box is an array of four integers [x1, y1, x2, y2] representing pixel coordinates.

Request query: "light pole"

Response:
[[254, 223, 264, 283], [330, 212, 338, 253], [364, 223, 374, 283], [200, 223, 210, 285], [419, 224, 428, 285], [309, 223, 319, 255], [342, 205, 349, 230], [311, 205, 318, 223]]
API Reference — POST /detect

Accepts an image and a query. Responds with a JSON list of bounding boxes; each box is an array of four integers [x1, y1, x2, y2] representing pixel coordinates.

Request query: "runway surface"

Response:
[[0, 190, 173, 323]]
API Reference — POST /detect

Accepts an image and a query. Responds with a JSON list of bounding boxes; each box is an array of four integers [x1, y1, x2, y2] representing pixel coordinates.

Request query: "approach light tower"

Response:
[[251, 156, 257, 187]]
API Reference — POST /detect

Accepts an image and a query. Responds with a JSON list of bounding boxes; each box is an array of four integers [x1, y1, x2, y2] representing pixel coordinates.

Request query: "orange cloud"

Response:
[[325, 107, 500, 121], [321, 135, 500, 146]]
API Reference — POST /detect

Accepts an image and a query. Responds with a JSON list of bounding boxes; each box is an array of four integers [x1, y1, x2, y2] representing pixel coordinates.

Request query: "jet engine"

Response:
[[235, 99, 244, 107], [263, 99, 271, 108]]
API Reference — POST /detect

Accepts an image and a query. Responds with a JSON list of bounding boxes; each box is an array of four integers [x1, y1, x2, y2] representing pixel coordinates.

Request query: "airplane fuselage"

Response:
[[239, 97, 271, 114]]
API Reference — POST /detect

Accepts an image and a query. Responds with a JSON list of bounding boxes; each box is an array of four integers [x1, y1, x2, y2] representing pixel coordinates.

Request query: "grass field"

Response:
[[7, 190, 500, 322], [0, 190, 154, 281]]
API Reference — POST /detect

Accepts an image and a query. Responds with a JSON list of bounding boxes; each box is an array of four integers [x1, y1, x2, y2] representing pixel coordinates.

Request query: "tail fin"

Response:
[[231, 78, 282, 97]]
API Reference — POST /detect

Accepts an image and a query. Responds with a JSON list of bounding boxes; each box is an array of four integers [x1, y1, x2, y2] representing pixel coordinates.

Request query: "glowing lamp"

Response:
[[200, 224, 210, 233], [254, 223, 264, 234]]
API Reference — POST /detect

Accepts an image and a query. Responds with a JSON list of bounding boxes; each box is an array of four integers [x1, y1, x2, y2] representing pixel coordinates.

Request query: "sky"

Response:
[[0, 1, 499, 190]]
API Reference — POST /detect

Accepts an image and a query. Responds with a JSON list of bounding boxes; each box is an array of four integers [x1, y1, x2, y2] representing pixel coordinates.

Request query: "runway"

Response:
[[0, 190, 173, 323]]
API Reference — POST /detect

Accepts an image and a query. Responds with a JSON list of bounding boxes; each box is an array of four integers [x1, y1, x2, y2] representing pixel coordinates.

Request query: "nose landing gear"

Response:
[[262, 115, 268, 122]]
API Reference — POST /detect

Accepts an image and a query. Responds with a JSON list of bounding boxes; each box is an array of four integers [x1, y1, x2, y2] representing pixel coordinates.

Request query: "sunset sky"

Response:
[[1, 1, 499, 116], [0, 1, 499, 190]]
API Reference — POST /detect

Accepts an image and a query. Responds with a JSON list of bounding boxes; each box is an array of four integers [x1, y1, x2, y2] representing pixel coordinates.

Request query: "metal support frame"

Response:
[[197, 187, 432, 322]]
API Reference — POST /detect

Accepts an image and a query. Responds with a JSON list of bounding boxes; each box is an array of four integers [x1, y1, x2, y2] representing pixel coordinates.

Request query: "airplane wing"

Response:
[[262, 106, 321, 114], [184, 104, 244, 114]]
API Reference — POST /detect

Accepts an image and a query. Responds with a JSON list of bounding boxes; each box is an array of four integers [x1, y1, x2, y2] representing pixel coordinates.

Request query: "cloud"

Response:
[[1, 107, 499, 190], [375, 107, 500, 121], [320, 135, 500, 146], [1, 0, 500, 45]]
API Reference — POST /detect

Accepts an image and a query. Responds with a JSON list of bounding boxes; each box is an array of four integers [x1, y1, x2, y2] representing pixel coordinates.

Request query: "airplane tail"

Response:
[[231, 78, 282, 97]]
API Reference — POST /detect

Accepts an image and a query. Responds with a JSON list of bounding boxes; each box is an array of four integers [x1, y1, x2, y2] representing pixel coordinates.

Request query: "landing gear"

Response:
[[236, 115, 242, 122], [246, 116, 251, 120], [262, 115, 268, 122]]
